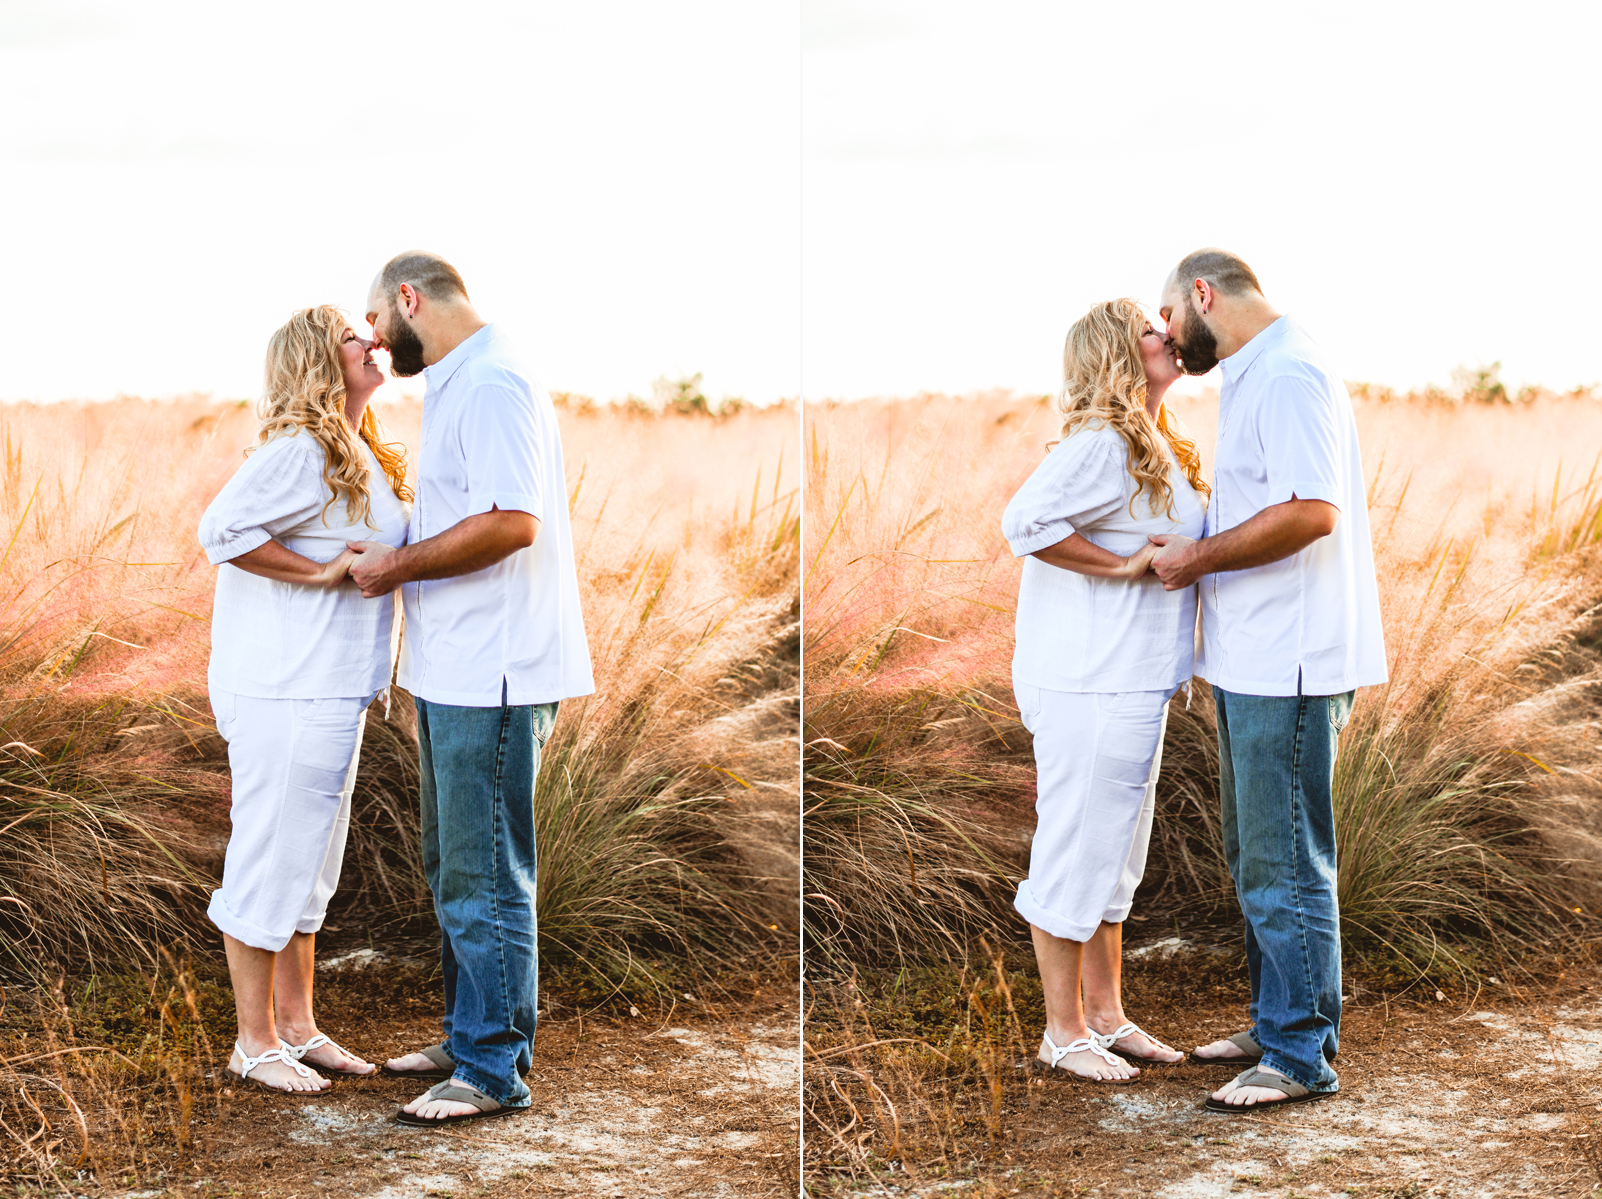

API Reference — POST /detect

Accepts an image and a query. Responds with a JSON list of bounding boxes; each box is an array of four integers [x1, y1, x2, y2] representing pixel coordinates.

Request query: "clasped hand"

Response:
[[1145, 533, 1201, 590], [1114, 535, 1201, 590], [345, 540, 398, 598]]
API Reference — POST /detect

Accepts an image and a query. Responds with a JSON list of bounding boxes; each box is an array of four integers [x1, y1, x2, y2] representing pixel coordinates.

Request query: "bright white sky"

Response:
[[802, 0, 1602, 400], [8, 3, 1597, 406], [0, 0, 800, 404]]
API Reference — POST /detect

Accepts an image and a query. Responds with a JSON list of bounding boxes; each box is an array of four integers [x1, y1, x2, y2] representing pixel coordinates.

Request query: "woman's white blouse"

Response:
[[198, 431, 411, 700], [1001, 423, 1205, 693]]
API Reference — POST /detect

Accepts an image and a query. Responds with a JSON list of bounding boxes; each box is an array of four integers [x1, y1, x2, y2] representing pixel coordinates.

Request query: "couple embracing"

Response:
[[1003, 249, 1386, 1111], [197, 252, 592, 1126]]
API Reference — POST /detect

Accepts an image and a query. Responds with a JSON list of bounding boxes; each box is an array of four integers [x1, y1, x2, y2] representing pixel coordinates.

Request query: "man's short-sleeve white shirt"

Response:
[[1197, 316, 1387, 697], [397, 325, 595, 707]]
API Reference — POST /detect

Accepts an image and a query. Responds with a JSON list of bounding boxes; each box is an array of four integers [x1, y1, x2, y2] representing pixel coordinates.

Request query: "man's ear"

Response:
[[1193, 277, 1215, 317], [398, 282, 420, 319]]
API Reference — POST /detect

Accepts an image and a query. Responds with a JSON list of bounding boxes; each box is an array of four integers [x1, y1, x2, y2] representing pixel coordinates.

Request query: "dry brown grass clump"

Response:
[[0, 958, 222, 1187]]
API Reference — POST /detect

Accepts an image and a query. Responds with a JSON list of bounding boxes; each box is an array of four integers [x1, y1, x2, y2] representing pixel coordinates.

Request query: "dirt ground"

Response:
[[805, 941, 1602, 1198], [109, 955, 800, 1199]]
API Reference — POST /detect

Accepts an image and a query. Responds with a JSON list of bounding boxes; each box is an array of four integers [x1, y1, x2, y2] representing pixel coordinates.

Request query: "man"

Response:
[[1146, 249, 1386, 1111], [347, 251, 594, 1126]]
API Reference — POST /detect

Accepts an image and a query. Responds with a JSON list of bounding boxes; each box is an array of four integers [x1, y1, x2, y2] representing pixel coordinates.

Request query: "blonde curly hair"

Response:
[[1055, 298, 1209, 517], [254, 305, 413, 527]]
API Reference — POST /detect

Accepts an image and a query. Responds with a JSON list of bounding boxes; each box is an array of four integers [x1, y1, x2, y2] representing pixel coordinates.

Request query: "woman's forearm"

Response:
[[1031, 532, 1154, 580], [226, 538, 352, 588]]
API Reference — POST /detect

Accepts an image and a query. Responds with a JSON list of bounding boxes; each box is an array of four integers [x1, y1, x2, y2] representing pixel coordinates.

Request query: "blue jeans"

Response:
[[1213, 683, 1353, 1093], [416, 690, 559, 1107]]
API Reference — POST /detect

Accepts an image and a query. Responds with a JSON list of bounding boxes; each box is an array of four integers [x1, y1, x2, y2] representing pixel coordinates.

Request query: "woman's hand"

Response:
[[1115, 543, 1159, 580], [312, 548, 358, 589]]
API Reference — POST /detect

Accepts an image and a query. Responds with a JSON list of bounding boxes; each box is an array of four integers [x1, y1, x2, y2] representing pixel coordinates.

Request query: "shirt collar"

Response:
[[1217, 315, 1289, 386], [423, 323, 496, 391]]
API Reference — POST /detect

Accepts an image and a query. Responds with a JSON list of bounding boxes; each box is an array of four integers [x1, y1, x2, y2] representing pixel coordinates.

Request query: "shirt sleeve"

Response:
[[1000, 429, 1128, 557], [197, 436, 326, 565], [457, 382, 547, 522], [1258, 372, 1344, 511]]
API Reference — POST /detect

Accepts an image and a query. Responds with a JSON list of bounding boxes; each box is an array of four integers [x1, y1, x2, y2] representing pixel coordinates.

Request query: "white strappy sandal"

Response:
[[279, 1033, 374, 1077], [1030, 1030, 1139, 1084], [1091, 1021, 1183, 1065], [230, 1041, 330, 1093]]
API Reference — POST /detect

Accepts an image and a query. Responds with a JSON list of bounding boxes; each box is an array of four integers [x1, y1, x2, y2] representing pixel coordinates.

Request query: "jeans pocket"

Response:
[[1327, 690, 1355, 734]]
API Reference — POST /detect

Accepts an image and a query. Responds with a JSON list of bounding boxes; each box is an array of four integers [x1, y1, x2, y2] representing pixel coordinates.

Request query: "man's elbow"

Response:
[[1295, 498, 1340, 539], [506, 513, 540, 549], [486, 505, 540, 549]]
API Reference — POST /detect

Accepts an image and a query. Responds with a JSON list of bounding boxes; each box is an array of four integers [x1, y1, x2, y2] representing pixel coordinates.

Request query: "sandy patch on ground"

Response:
[[810, 954, 1602, 1198]]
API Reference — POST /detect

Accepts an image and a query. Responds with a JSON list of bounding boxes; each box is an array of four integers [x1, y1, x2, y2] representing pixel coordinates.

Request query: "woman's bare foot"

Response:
[[283, 1028, 374, 1076], [229, 1040, 330, 1093], [1088, 1018, 1184, 1064], [1210, 1064, 1292, 1106], [1038, 1031, 1139, 1081]]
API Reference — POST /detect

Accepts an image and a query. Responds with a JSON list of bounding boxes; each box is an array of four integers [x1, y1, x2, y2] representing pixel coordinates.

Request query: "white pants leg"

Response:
[[1012, 685, 1171, 942], [206, 689, 371, 952]]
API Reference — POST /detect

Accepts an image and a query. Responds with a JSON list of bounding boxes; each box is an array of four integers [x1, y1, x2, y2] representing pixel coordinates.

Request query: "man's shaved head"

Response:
[[375, 251, 471, 306], [1167, 249, 1263, 299]]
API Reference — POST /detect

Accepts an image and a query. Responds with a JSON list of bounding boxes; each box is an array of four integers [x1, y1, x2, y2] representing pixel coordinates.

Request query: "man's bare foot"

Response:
[[1090, 1019, 1184, 1064], [1038, 1034, 1139, 1082], [1210, 1063, 1292, 1106], [402, 1079, 489, 1120], [385, 1050, 446, 1074], [1192, 1036, 1257, 1061], [228, 1043, 330, 1093]]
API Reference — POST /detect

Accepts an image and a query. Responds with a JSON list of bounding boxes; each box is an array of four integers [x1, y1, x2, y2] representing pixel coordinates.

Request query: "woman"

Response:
[[198, 306, 412, 1093], [1000, 298, 1208, 1082]]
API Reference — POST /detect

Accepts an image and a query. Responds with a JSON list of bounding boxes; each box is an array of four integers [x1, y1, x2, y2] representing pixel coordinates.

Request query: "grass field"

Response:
[[802, 386, 1602, 1190], [0, 392, 799, 1188]]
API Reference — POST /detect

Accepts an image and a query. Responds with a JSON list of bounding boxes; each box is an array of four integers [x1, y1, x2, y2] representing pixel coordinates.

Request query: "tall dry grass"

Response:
[[0, 394, 797, 975], [0, 393, 797, 1182], [803, 389, 1602, 972]]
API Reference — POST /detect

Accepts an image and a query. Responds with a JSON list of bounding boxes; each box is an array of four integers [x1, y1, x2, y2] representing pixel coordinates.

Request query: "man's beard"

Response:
[[1172, 294, 1220, 375], [384, 302, 428, 377]]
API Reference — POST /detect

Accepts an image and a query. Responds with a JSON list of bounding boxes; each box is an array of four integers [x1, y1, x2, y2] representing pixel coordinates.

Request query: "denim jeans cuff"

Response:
[[1258, 1054, 1337, 1094], [449, 1061, 531, 1109]]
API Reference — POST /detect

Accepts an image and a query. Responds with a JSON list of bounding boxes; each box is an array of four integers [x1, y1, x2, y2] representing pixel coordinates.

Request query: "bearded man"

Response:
[[1147, 249, 1386, 1112], [348, 251, 593, 1126]]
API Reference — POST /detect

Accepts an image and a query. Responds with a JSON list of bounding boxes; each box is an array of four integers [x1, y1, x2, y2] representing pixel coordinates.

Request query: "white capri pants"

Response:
[[206, 689, 372, 952], [1012, 684, 1171, 942]]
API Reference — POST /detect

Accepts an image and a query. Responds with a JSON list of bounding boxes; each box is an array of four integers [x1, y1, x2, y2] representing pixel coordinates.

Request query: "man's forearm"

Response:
[[1192, 499, 1339, 575], [385, 510, 539, 586]]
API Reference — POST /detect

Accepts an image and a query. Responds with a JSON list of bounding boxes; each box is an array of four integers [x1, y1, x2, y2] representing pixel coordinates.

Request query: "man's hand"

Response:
[[1148, 533, 1203, 591], [347, 540, 400, 598]]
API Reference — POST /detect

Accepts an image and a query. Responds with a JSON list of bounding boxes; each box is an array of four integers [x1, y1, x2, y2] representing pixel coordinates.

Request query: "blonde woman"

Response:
[[198, 306, 412, 1093], [1000, 298, 1208, 1082]]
